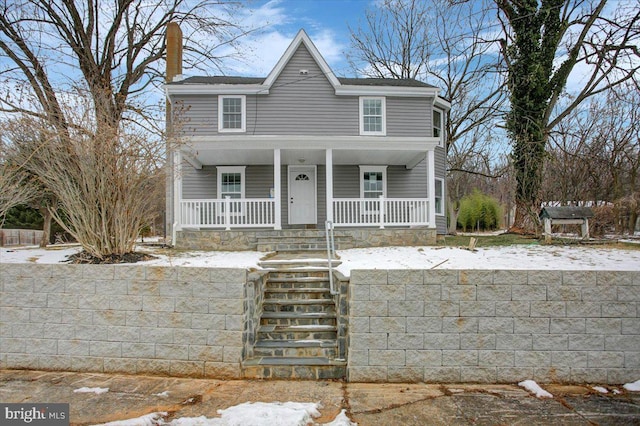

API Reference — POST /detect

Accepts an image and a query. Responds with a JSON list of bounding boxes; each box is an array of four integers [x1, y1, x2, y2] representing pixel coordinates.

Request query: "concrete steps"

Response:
[[256, 230, 354, 252], [242, 263, 345, 380]]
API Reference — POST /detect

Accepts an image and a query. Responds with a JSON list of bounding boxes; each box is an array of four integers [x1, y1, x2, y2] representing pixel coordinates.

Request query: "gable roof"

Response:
[[338, 77, 436, 88], [170, 76, 436, 88], [166, 29, 448, 108], [263, 29, 340, 87]]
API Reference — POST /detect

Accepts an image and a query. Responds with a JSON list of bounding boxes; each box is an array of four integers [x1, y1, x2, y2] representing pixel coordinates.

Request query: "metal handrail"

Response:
[[325, 220, 338, 295]]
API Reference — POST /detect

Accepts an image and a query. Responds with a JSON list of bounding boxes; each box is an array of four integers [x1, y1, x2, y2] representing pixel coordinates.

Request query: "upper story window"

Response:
[[433, 108, 443, 147], [218, 95, 246, 133], [360, 97, 386, 136]]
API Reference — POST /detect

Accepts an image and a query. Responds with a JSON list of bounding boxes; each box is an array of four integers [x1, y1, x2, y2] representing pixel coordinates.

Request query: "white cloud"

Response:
[[216, 1, 348, 76]]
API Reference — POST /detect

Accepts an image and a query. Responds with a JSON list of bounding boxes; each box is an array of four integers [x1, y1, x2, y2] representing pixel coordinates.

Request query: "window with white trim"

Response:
[[435, 178, 444, 215], [217, 166, 245, 213], [218, 95, 246, 132], [360, 97, 386, 135], [360, 166, 387, 213], [433, 109, 443, 147]]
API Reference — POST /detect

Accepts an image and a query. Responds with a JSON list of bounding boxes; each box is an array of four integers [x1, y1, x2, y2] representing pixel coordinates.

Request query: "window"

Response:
[[433, 109, 443, 147], [217, 166, 245, 213], [218, 95, 246, 132], [435, 178, 444, 215], [360, 166, 387, 213], [360, 97, 386, 135]]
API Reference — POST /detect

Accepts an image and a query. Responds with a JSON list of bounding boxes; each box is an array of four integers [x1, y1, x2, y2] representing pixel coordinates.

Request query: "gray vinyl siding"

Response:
[[173, 45, 435, 138], [182, 164, 216, 199], [249, 45, 358, 136], [333, 166, 360, 198], [333, 164, 428, 199], [245, 166, 273, 198], [386, 97, 431, 137], [182, 165, 272, 200]]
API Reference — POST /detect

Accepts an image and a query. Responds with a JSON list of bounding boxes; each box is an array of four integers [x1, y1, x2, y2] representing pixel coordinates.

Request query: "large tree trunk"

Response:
[[509, 198, 541, 235], [447, 199, 459, 235], [40, 207, 52, 248]]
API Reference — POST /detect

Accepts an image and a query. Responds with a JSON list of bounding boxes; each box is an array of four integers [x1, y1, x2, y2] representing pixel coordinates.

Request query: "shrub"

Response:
[[457, 190, 502, 232]]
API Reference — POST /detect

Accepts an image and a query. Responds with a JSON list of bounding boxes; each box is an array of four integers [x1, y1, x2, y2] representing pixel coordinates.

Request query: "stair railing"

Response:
[[325, 220, 338, 295]]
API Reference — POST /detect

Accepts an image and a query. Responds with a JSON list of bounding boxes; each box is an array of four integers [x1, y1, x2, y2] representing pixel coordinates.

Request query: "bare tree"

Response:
[[0, 0, 251, 258], [545, 83, 640, 233], [0, 0, 250, 134], [0, 143, 38, 225], [497, 0, 640, 233], [348, 0, 506, 233], [2, 106, 166, 259]]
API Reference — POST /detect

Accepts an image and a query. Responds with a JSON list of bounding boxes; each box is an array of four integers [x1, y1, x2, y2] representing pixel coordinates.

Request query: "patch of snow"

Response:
[[335, 245, 640, 276], [623, 379, 640, 391], [592, 386, 609, 394], [89, 403, 357, 426], [153, 391, 170, 397], [4, 244, 640, 276], [613, 389, 622, 395], [92, 412, 167, 426], [518, 380, 553, 398], [73, 387, 109, 394], [214, 401, 321, 426], [323, 410, 357, 426]]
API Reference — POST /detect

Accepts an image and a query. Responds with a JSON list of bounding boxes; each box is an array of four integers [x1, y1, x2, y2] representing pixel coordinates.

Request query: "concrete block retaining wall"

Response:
[[2, 264, 639, 384], [0, 264, 247, 379], [348, 270, 640, 384]]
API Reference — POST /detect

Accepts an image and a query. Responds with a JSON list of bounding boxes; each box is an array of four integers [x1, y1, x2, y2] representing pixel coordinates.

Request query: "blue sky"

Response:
[[219, 0, 375, 77]]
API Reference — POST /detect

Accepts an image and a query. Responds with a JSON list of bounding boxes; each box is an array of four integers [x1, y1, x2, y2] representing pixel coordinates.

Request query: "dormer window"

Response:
[[218, 95, 246, 132], [360, 97, 386, 135]]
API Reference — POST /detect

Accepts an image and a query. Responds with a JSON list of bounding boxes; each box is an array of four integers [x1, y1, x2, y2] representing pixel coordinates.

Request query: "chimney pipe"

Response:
[[166, 22, 183, 84]]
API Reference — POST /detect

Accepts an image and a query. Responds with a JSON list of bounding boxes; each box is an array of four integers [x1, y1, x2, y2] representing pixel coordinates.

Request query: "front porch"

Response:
[[171, 137, 442, 248], [175, 228, 437, 251], [179, 197, 431, 230]]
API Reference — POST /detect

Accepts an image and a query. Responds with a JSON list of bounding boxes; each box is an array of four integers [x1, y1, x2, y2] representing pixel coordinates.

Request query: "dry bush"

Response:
[[3, 115, 165, 259], [590, 205, 616, 237]]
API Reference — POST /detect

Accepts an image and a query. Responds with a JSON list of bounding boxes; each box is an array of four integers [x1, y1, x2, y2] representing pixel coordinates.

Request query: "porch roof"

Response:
[[180, 135, 439, 168]]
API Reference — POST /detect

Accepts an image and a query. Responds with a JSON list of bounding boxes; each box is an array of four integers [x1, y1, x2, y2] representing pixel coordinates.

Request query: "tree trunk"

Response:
[[447, 197, 459, 235], [509, 198, 541, 235], [40, 207, 52, 248]]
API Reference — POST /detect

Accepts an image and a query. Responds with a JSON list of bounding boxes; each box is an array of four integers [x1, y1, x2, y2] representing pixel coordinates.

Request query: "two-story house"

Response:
[[165, 29, 449, 250]]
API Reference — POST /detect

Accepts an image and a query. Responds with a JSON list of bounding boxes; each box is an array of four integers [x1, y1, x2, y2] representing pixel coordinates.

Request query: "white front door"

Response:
[[288, 166, 317, 225]]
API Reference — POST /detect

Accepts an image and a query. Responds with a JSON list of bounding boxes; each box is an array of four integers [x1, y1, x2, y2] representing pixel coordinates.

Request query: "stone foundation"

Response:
[[176, 228, 437, 251]]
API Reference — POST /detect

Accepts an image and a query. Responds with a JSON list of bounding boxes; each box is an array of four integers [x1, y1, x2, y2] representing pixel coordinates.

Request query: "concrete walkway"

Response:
[[1, 370, 639, 425]]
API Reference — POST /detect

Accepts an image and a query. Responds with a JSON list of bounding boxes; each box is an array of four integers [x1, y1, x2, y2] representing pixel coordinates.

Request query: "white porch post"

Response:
[[274, 148, 282, 230], [325, 149, 334, 224], [427, 150, 436, 228], [172, 151, 182, 245]]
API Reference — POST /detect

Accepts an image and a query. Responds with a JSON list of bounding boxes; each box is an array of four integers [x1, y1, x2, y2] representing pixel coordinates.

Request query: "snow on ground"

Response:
[[74, 387, 109, 394], [2, 242, 640, 277], [91, 402, 356, 426], [518, 380, 553, 398], [624, 380, 640, 391]]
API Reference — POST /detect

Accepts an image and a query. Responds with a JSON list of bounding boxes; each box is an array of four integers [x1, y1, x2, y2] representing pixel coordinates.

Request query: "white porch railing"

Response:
[[333, 196, 430, 228], [180, 198, 275, 230]]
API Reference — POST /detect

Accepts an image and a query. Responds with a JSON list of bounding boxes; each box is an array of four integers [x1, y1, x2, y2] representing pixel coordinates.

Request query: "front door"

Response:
[[288, 166, 316, 225]]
